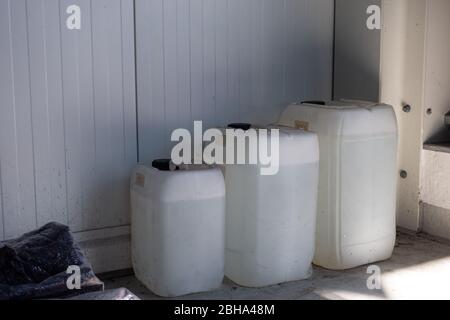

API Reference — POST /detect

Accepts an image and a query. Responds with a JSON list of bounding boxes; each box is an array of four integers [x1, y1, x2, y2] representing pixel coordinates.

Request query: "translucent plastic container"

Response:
[[220, 124, 320, 287], [130, 160, 225, 297], [279, 100, 398, 270]]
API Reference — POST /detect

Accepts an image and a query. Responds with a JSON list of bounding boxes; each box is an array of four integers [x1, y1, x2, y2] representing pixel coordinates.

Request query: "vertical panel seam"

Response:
[[258, 0, 263, 108], [201, 0, 205, 123], [162, 0, 167, 152], [89, 0, 98, 210], [282, 0, 287, 102], [120, 0, 127, 161], [237, 0, 242, 120], [188, 0, 193, 123], [304, 0, 310, 98], [175, 0, 180, 128], [1, 0, 14, 239], [42, 0, 52, 221], [0, 164, 4, 240], [106, 4, 113, 184], [331, 0, 336, 99], [73, 1, 82, 228], [8, 0, 21, 238], [25, 0, 39, 229], [225, 0, 229, 123], [105, 1, 113, 195], [58, 0, 70, 226], [133, 0, 140, 162], [213, 0, 217, 124]]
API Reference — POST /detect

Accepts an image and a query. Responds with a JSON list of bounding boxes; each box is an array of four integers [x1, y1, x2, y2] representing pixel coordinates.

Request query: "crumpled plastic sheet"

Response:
[[0, 222, 104, 300], [65, 288, 140, 300]]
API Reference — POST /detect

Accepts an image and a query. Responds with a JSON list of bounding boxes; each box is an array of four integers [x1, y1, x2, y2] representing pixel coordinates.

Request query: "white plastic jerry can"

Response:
[[279, 100, 398, 270], [220, 124, 320, 287], [130, 160, 226, 297]]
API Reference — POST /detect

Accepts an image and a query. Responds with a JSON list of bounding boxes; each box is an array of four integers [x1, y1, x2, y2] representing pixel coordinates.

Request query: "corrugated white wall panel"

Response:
[[136, 0, 335, 162], [0, 0, 38, 239], [0, 0, 136, 239], [0, 0, 334, 271], [27, 0, 68, 229], [60, 0, 137, 232]]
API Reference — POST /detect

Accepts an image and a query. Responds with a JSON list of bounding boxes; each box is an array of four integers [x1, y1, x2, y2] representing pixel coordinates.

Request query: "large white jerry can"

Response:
[[221, 124, 320, 287], [279, 100, 398, 270], [130, 160, 226, 297]]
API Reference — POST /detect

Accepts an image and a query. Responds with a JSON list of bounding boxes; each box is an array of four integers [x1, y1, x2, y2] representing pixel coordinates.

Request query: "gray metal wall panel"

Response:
[[136, 0, 335, 162], [0, 0, 136, 239], [423, 0, 450, 142], [334, 0, 381, 102]]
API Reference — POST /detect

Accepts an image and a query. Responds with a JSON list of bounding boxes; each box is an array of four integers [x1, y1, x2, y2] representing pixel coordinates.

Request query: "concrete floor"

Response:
[[104, 231, 450, 300]]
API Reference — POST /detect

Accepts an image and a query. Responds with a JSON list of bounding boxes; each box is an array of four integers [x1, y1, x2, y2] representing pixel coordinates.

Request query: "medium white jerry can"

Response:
[[216, 124, 320, 287]]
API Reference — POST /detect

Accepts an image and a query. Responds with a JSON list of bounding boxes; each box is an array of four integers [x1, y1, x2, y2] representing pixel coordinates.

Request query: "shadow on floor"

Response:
[[102, 230, 450, 300]]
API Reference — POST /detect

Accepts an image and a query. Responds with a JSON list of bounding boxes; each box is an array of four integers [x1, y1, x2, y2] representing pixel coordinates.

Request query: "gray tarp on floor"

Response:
[[0, 222, 103, 300]]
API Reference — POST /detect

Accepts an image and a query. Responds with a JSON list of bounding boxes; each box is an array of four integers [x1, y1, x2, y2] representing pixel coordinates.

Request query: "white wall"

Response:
[[0, 0, 335, 273], [0, 0, 136, 271], [421, 150, 450, 240], [420, 0, 450, 240], [136, 0, 335, 163], [380, 0, 427, 231], [381, 0, 450, 237]]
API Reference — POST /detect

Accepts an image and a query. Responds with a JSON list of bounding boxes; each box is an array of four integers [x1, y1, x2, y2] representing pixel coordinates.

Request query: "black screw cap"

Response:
[[152, 159, 177, 171], [301, 101, 326, 106], [228, 123, 252, 131]]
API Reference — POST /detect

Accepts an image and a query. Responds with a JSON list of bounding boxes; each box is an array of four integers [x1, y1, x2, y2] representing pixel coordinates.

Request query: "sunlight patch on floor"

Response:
[[313, 289, 385, 300], [381, 256, 450, 300]]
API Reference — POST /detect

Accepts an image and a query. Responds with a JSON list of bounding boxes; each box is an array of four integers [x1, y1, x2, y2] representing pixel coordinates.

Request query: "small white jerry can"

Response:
[[130, 160, 226, 297]]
